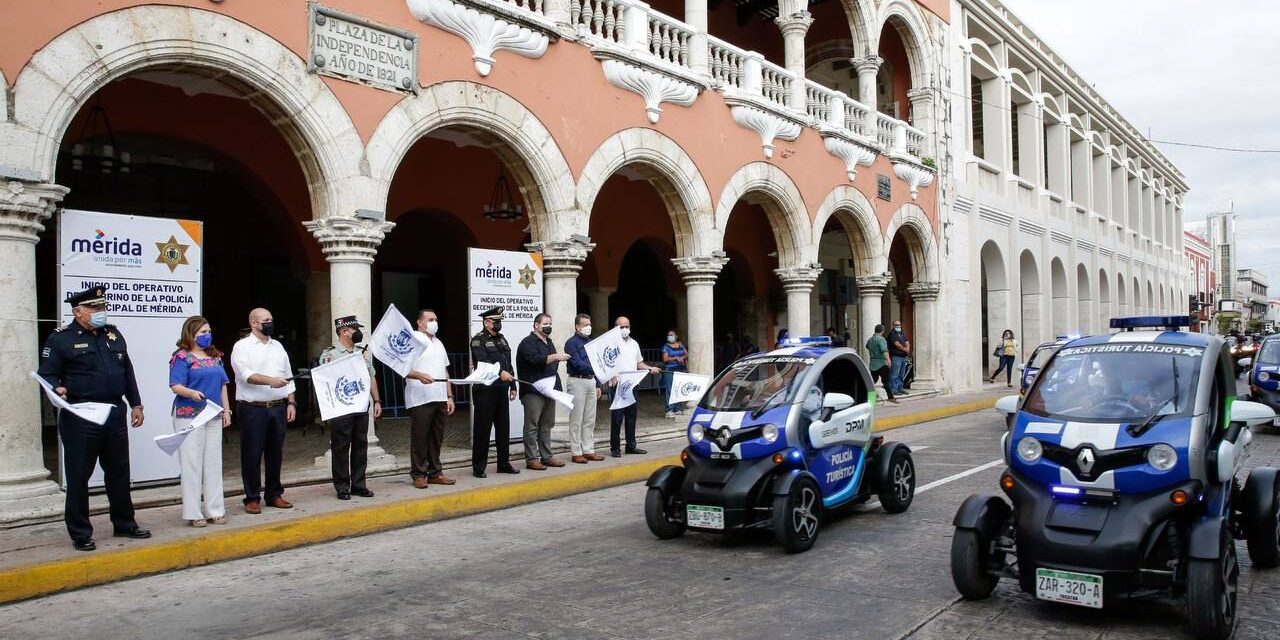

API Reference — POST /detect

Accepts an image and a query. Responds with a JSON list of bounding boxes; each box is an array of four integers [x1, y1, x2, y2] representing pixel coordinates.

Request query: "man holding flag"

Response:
[[317, 316, 381, 501], [608, 316, 660, 458], [469, 307, 519, 478]]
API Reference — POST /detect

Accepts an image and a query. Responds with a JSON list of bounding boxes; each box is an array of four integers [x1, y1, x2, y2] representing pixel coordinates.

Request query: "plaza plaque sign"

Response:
[[308, 4, 418, 93]]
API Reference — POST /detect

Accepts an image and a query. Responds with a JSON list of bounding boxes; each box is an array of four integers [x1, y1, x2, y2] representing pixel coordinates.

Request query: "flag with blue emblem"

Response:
[[368, 303, 428, 378], [668, 372, 711, 404], [584, 326, 625, 385], [311, 352, 372, 421]]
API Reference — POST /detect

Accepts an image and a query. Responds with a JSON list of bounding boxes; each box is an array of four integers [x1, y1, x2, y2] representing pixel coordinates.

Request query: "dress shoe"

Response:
[[113, 527, 151, 539], [337, 490, 351, 500], [268, 496, 293, 509], [571, 455, 588, 464], [244, 500, 262, 514], [413, 477, 430, 489], [625, 447, 648, 455], [610, 449, 622, 458], [473, 471, 488, 478], [497, 466, 520, 474], [584, 453, 606, 461], [73, 539, 96, 552], [428, 475, 456, 485], [526, 460, 547, 471], [543, 458, 565, 468], [352, 487, 374, 498]]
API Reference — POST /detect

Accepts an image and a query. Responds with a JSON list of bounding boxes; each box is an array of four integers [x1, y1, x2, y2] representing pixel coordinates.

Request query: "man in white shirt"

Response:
[[405, 309, 456, 488], [609, 316, 660, 457], [230, 308, 296, 514]]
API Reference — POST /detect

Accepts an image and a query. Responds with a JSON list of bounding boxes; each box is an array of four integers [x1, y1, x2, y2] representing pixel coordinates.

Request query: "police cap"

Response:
[[66, 286, 107, 308], [479, 306, 504, 320], [334, 315, 363, 334]]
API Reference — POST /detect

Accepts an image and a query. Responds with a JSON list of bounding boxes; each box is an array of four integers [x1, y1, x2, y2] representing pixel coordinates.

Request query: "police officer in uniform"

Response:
[[469, 306, 520, 478], [38, 286, 151, 551], [318, 315, 381, 501]]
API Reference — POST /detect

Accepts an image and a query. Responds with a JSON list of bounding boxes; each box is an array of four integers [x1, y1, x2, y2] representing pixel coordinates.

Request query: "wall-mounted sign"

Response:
[[308, 4, 418, 93], [876, 174, 892, 201]]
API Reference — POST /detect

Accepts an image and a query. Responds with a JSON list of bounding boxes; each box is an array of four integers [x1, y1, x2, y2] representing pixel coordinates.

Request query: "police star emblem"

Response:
[[155, 235, 190, 273], [517, 264, 536, 289]]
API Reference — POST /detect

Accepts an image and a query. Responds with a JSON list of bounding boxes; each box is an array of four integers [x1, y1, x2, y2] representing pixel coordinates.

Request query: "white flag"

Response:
[[30, 371, 114, 425], [668, 372, 712, 404], [310, 352, 372, 421], [154, 401, 224, 456], [584, 327, 625, 385], [449, 361, 501, 385], [368, 303, 428, 378], [610, 370, 649, 410], [533, 376, 574, 410]]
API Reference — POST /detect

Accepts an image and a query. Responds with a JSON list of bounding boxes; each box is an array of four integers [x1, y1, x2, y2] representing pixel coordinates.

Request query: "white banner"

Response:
[[533, 376, 574, 411], [368, 303, 427, 378], [310, 352, 372, 421], [610, 370, 649, 410], [153, 401, 223, 456], [57, 209, 203, 486], [668, 372, 712, 404], [468, 248, 544, 442], [584, 326, 625, 385], [449, 361, 500, 386]]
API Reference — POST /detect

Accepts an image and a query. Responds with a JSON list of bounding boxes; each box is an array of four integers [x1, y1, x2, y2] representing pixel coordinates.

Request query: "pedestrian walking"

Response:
[[167, 316, 231, 527], [318, 315, 381, 501], [660, 328, 688, 418], [865, 324, 899, 404], [988, 329, 1018, 387], [469, 306, 519, 478], [516, 313, 570, 470], [888, 320, 911, 395], [564, 314, 604, 464], [609, 316, 660, 458], [229, 307, 296, 514], [38, 286, 151, 551], [404, 309, 456, 488]]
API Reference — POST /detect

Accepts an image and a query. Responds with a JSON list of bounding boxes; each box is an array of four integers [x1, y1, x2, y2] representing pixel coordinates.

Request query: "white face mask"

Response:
[[619, 327, 631, 338], [425, 320, 439, 335], [579, 325, 592, 337]]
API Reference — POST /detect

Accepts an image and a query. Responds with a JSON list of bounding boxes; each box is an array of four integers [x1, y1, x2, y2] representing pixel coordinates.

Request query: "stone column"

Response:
[[852, 55, 882, 111], [855, 274, 890, 359], [530, 239, 592, 427], [686, 0, 709, 76], [305, 271, 331, 361], [907, 87, 934, 152], [774, 11, 814, 112], [0, 180, 67, 521], [586, 286, 614, 329], [907, 281, 941, 390], [304, 216, 398, 471], [776, 265, 823, 338], [673, 255, 728, 377]]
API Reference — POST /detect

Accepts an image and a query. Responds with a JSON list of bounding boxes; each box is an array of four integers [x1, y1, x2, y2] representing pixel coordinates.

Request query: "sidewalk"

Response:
[[0, 387, 1003, 603]]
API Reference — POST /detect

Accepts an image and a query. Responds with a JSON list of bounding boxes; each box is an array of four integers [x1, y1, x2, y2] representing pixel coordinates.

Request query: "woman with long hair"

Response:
[[988, 329, 1018, 387], [168, 316, 232, 527]]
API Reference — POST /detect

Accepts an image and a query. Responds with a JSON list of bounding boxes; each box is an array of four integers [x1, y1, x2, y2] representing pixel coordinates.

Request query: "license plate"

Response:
[[686, 504, 724, 530], [1273, 416, 1280, 427], [1036, 569, 1103, 609]]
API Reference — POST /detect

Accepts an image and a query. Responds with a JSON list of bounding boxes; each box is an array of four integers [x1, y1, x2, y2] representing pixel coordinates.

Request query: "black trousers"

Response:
[[610, 403, 638, 452], [471, 387, 511, 473], [60, 404, 136, 542], [328, 412, 369, 492], [871, 365, 896, 401], [238, 403, 287, 503]]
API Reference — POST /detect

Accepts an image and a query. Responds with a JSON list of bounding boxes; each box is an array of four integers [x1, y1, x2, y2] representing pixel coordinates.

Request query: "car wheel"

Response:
[[878, 448, 915, 514], [950, 528, 1000, 599], [1186, 528, 1239, 640], [644, 488, 685, 540], [772, 477, 821, 553], [1245, 475, 1280, 568]]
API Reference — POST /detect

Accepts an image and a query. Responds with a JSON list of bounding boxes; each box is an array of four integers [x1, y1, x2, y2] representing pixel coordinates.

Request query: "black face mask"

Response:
[[540, 325, 552, 336], [351, 330, 364, 344], [260, 321, 275, 337], [491, 319, 503, 332]]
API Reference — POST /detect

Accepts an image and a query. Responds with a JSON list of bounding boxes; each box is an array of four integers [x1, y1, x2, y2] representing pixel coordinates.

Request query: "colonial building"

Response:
[[944, 0, 1189, 387], [1237, 269, 1269, 331], [1183, 229, 1215, 333]]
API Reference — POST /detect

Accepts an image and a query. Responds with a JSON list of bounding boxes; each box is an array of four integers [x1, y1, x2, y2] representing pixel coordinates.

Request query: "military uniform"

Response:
[[469, 307, 518, 477], [318, 315, 377, 499], [37, 286, 148, 549]]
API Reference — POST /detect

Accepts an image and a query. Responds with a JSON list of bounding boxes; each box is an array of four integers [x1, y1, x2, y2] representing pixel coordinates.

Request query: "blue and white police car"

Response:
[[952, 316, 1280, 640], [644, 337, 916, 553], [1249, 334, 1280, 430]]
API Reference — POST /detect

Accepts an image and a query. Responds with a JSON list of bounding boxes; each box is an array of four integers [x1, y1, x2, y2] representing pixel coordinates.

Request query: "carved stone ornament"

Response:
[[303, 216, 397, 264], [727, 103, 802, 159], [407, 0, 549, 77], [600, 58, 698, 124], [822, 136, 877, 182], [892, 161, 935, 200]]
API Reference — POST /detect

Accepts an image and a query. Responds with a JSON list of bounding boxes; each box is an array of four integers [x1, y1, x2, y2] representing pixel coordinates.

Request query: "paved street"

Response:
[[3, 404, 1279, 640]]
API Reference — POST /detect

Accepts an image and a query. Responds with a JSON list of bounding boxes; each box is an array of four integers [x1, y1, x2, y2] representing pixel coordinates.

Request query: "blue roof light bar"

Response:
[[1109, 316, 1192, 331], [779, 336, 833, 346]]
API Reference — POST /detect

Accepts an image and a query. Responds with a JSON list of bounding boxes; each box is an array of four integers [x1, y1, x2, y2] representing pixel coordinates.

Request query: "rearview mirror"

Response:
[[1015, 363, 1025, 371], [994, 395, 1019, 416], [1238, 358, 1253, 367], [1230, 399, 1275, 426], [823, 392, 856, 411]]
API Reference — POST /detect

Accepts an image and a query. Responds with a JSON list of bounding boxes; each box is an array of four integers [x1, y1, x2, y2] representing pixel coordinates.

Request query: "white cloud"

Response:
[[1003, 0, 1280, 294]]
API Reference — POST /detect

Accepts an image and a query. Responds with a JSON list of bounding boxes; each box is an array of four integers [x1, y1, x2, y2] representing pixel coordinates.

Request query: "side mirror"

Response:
[[1015, 363, 1026, 371], [1230, 399, 1275, 426], [1238, 358, 1253, 367], [819, 392, 856, 421], [994, 394, 1020, 416]]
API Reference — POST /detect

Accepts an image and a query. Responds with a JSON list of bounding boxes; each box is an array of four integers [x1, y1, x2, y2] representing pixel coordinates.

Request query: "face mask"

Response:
[[579, 325, 592, 337], [540, 325, 552, 336], [620, 327, 631, 338], [195, 333, 213, 349], [666, 335, 676, 343], [491, 319, 502, 332], [351, 330, 364, 344], [259, 321, 275, 337], [89, 311, 108, 328], [426, 320, 439, 335]]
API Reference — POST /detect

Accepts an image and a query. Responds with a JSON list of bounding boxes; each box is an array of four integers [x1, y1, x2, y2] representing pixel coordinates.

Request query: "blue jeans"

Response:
[[660, 370, 683, 412], [890, 356, 907, 394]]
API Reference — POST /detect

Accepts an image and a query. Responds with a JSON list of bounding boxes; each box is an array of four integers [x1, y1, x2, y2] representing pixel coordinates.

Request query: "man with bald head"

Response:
[[230, 308, 296, 514]]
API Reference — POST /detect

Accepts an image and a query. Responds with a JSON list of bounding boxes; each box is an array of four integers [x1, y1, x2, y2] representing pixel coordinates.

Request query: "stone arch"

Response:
[[713, 162, 810, 268], [874, 0, 935, 90], [1019, 250, 1042, 356], [7, 5, 363, 220], [883, 202, 939, 282], [1117, 272, 1128, 315], [809, 185, 884, 273], [1098, 267, 1112, 331], [1050, 257, 1069, 335], [365, 81, 575, 243], [1076, 264, 1092, 333], [836, 0, 877, 54], [575, 128, 714, 258]]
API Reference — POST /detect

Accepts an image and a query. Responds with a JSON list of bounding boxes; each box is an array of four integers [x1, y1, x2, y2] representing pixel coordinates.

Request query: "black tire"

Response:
[[878, 448, 915, 514], [1005, 414, 1014, 431], [772, 477, 821, 553], [950, 528, 999, 599], [1186, 528, 1239, 640], [1245, 478, 1280, 569], [644, 488, 685, 540]]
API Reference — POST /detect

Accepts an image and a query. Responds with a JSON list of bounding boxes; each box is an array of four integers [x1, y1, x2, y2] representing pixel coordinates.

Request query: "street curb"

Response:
[[0, 397, 996, 604]]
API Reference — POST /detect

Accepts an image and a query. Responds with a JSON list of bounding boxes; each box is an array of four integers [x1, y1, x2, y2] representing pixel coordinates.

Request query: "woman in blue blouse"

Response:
[[661, 328, 688, 418], [168, 316, 231, 527]]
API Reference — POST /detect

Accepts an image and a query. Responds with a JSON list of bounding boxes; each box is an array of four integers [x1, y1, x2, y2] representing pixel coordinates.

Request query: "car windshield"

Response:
[[699, 355, 814, 413], [1022, 342, 1203, 422], [1028, 344, 1059, 370], [1260, 340, 1280, 365]]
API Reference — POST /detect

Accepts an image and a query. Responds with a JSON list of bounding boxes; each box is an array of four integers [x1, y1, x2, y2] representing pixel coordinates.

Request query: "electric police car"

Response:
[[644, 337, 916, 553], [1248, 334, 1280, 430], [951, 316, 1280, 640]]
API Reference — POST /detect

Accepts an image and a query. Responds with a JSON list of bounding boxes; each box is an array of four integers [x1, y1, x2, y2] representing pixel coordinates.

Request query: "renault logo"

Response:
[[715, 427, 732, 450], [1076, 447, 1096, 474]]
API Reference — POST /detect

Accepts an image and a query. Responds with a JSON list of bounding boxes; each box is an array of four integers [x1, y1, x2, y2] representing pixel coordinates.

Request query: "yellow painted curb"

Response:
[[874, 398, 997, 432]]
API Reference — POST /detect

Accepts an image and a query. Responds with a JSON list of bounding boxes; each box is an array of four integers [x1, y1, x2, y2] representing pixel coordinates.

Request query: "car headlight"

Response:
[[761, 424, 779, 444], [1016, 436, 1043, 463], [1260, 371, 1271, 383], [689, 424, 705, 443], [1147, 444, 1177, 471]]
